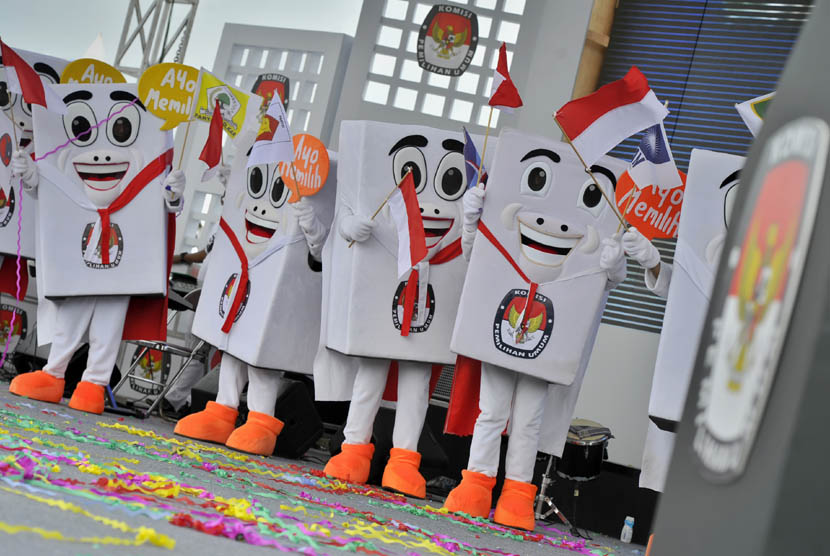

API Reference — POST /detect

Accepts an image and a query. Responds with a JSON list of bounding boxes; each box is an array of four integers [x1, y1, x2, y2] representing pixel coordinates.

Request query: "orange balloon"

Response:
[[616, 170, 687, 240]]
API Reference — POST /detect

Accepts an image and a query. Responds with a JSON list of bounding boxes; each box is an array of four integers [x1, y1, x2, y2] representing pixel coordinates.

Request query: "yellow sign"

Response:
[[60, 58, 126, 85], [138, 63, 199, 130], [191, 68, 251, 138]]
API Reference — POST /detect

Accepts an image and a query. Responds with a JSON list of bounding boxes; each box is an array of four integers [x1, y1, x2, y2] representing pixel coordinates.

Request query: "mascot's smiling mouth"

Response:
[[244, 210, 278, 244], [422, 216, 454, 248], [518, 219, 582, 266], [74, 162, 129, 191]]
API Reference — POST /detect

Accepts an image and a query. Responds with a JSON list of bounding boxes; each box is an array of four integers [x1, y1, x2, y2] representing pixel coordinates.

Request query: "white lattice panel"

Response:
[[331, 0, 592, 147]]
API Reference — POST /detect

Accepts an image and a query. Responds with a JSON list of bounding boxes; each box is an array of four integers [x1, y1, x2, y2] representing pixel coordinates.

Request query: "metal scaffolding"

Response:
[[113, 0, 199, 77]]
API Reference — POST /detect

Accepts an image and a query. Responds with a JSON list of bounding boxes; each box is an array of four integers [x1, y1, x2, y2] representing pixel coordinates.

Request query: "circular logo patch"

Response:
[[493, 288, 554, 359], [128, 348, 171, 395], [81, 222, 124, 269], [417, 4, 478, 77], [392, 280, 436, 334], [218, 273, 250, 322]]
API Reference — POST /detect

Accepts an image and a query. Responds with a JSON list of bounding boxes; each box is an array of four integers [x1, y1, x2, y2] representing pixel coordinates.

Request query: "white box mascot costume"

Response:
[[176, 130, 335, 456], [314, 121, 477, 499], [622, 149, 743, 492], [442, 129, 627, 530], [0, 49, 67, 300], [9, 83, 185, 414]]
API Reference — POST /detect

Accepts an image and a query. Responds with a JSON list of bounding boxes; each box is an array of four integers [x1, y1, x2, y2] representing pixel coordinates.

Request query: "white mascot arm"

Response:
[[11, 150, 38, 193], [599, 233, 627, 290], [461, 186, 485, 261], [338, 203, 375, 243], [163, 169, 186, 213], [291, 197, 327, 261], [622, 227, 671, 298]]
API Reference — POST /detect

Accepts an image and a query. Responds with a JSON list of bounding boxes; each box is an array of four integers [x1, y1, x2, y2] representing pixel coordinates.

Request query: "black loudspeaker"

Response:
[[189, 368, 323, 459]]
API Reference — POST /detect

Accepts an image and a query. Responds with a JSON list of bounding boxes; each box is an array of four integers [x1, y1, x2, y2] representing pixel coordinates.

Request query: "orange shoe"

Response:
[[443, 470, 496, 518], [225, 411, 284, 456], [323, 443, 374, 483], [67, 381, 105, 415], [493, 478, 537, 531], [646, 534, 654, 556], [381, 448, 426, 498], [174, 401, 238, 444], [9, 370, 65, 404]]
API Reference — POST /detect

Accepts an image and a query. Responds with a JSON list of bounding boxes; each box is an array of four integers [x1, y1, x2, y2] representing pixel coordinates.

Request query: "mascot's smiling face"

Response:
[[388, 133, 466, 260], [236, 161, 292, 260], [0, 50, 66, 150], [51, 85, 154, 208], [488, 131, 622, 284]]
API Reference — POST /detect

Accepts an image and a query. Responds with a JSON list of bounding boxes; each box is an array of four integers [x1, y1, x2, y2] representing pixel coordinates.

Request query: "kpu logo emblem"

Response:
[[128, 348, 171, 395], [252, 73, 290, 110], [0, 133, 14, 228], [0, 304, 28, 351], [218, 273, 250, 322], [391, 280, 436, 333], [693, 117, 829, 482], [418, 4, 478, 77], [81, 222, 124, 269], [493, 289, 554, 359]]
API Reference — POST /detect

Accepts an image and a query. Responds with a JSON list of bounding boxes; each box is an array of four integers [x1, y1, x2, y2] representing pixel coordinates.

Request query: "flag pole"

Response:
[[288, 161, 303, 202], [552, 114, 626, 228], [473, 107, 494, 189], [347, 169, 412, 249], [177, 119, 193, 171], [7, 106, 19, 148]]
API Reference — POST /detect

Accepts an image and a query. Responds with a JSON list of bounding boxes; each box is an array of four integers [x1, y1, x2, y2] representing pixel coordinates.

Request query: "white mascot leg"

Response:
[[467, 363, 517, 477], [324, 356, 390, 484], [42, 297, 96, 380], [639, 421, 675, 492], [225, 365, 287, 456], [381, 360, 432, 498], [82, 295, 130, 385], [174, 352, 245, 444]]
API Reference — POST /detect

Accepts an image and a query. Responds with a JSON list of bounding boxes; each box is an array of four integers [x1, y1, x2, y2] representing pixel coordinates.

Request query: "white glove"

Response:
[[163, 169, 186, 212], [291, 197, 327, 260], [461, 187, 485, 260], [622, 227, 661, 269], [216, 164, 231, 188], [600, 233, 627, 287], [339, 213, 375, 243], [11, 150, 38, 191]]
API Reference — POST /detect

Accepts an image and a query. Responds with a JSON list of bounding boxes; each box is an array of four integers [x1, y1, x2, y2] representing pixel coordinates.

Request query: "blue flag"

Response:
[[463, 127, 487, 189], [628, 122, 681, 190]]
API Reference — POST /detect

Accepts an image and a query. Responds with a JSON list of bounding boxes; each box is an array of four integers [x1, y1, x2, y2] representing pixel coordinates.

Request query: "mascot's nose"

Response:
[[252, 204, 267, 215], [419, 202, 443, 216]]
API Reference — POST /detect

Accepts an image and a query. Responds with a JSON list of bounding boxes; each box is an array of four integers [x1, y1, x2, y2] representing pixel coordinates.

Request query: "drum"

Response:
[[556, 418, 612, 482]]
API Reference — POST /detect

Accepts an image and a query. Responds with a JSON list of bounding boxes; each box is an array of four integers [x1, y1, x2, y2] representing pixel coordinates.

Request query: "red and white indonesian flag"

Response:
[[388, 171, 428, 278], [199, 100, 224, 182], [247, 95, 294, 168], [555, 66, 668, 166], [0, 39, 65, 114], [488, 43, 523, 113]]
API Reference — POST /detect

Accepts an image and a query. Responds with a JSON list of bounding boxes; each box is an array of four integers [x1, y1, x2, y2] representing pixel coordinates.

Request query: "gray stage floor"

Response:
[[0, 388, 645, 555]]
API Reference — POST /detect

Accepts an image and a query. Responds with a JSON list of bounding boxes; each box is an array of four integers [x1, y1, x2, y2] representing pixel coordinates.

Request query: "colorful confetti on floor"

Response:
[[0, 389, 644, 555]]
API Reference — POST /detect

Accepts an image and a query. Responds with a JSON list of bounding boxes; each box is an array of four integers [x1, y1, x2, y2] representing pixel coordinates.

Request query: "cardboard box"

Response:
[[32, 84, 172, 298], [649, 149, 744, 423], [192, 132, 337, 372], [323, 121, 489, 364], [450, 128, 627, 384]]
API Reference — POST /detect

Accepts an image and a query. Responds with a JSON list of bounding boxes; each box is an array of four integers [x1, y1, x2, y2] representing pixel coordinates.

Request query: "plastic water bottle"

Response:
[[620, 516, 634, 543]]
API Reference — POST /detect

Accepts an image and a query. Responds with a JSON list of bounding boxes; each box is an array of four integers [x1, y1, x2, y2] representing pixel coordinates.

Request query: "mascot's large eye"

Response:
[[392, 146, 427, 192], [269, 171, 290, 208], [520, 161, 552, 196], [434, 151, 466, 201], [577, 179, 609, 218], [247, 164, 268, 198], [106, 102, 140, 147], [62, 102, 98, 146], [724, 182, 739, 229], [0, 82, 13, 111]]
